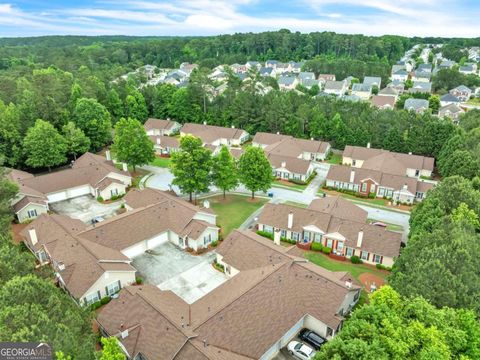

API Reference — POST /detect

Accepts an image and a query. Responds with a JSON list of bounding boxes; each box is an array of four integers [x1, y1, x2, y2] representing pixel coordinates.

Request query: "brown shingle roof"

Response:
[[343, 146, 434, 172], [308, 196, 368, 223], [371, 95, 396, 108], [149, 135, 180, 148], [98, 230, 358, 360], [13, 196, 48, 213], [181, 123, 247, 144], [144, 118, 179, 132]]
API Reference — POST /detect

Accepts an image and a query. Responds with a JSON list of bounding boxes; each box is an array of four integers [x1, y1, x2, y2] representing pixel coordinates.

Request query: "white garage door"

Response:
[[122, 242, 147, 258], [47, 191, 68, 203], [147, 233, 168, 249], [66, 185, 91, 198], [281, 317, 305, 347]]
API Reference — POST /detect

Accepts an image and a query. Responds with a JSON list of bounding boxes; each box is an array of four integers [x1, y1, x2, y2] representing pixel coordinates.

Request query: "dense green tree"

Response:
[[0, 101, 22, 166], [62, 122, 90, 160], [390, 177, 480, 315], [98, 337, 126, 360], [106, 89, 124, 123], [428, 94, 441, 113], [0, 167, 17, 235], [73, 98, 112, 150], [111, 117, 155, 172], [170, 135, 212, 202], [0, 275, 96, 358], [440, 150, 479, 179], [125, 90, 148, 123], [238, 146, 273, 199], [23, 119, 67, 171], [315, 286, 480, 360], [211, 145, 238, 198], [451, 203, 480, 230], [0, 235, 34, 286], [152, 84, 177, 119]]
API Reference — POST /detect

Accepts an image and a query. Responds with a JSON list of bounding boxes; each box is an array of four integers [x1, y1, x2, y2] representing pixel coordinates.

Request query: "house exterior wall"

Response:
[[215, 253, 240, 278], [189, 227, 219, 251], [193, 212, 217, 225], [351, 90, 371, 100], [121, 232, 170, 258], [81, 270, 136, 305], [47, 185, 94, 203], [99, 182, 127, 200], [105, 172, 132, 187], [405, 168, 432, 178], [17, 203, 48, 223], [342, 157, 364, 168]]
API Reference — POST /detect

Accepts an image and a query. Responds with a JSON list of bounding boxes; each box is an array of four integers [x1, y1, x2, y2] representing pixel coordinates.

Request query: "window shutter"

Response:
[[105, 286, 109, 296], [118, 280, 121, 290], [380, 256, 383, 264], [97, 290, 101, 301]]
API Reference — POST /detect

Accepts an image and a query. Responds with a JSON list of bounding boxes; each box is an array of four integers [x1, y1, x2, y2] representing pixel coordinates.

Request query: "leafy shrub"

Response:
[[96, 196, 104, 202], [311, 242, 323, 252], [350, 255, 362, 264], [214, 261, 225, 272], [376, 264, 392, 271], [256, 230, 274, 240], [100, 296, 111, 305], [322, 246, 332, 254], [211, 240, 218, 247], [283, 238, 296, 244], [135, 276, 143, 284], [368, 192, 376, 199], [90, 301, 102, 311], [289, 178, 307, 185]]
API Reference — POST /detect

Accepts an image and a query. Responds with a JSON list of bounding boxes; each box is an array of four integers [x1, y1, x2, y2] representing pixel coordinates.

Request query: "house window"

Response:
[[27, 209, 38, 218], [326, 239, 333, 248], [352, 160, 356, 166], [361, 251, 369, 261], [204, 233, 212, 245], [110, 188, 118, 197], [361, 183, 367, 192], [378, 187, 385, 197], [346, 248, 354, 257], [303, 231, 311, 242], [106, 281, 121, 296], [84, 291, 100, 306], [373, 254, 382, 264], [415, 169, 420, 177], [370, 184, 376, 193], [386, 189, 393, 198], [326, 327, 333, 338], [337, 241, 344, 251], [37, 250, 48, 263], [263, 225, 273, 234], [281, 229, 287, 238], [291, 232, 299, 241], [415, 192, 424, 199], [314, 233, 322, 243]]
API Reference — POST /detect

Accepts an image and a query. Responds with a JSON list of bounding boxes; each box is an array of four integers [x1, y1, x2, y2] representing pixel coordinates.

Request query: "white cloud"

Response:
[[0, 0, 478, 37]]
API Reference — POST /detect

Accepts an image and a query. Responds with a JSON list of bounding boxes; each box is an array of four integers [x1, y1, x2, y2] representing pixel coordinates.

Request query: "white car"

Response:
[[287, 341, 316, 360]]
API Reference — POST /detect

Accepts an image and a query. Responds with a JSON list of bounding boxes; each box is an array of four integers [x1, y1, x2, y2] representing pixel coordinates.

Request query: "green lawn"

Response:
[[150, 157, 171, 168], [272, 180, 306, 191], [466, 98, 480, 105], [367, 219, 404, 232], [326, 153, 342, 164], [305, 251, 388, 282], [208, 194, 269, 237]]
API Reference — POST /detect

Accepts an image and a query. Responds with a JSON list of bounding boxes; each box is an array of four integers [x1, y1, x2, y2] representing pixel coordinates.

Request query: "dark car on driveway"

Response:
[[298, 329, 326, 350]]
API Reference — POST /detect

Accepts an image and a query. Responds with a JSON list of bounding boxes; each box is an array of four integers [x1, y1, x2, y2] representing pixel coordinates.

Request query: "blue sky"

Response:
[[0, 0, 479, 38]]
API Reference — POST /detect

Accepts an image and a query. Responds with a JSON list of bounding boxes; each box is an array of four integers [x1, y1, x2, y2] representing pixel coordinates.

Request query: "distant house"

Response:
[[149, 135, 180, 155], [387, 80, 405, 94], [351, 83, 373, 100], [324, 80, 347, 96], [437, 60, 456, 71], [246, 61, 261, 70], [143, 118, 181, 136], [459, 64, 476, 75], [265, 60, 279, 68], [417, 63, 432, 73], [179, 63, 198, 76], [450, 85, 472, 101], [180, 123, 249, 146], [404, 98, 429, 113], [371, 95, 396, 109], [438, 104, 464, 122], [289, 61, 304, 73], [299, 71, 315, 82], [409, 81, 432, 94], [363, 76, 382, 88], [278, 75, 299, 91], [318, 74, 336, 86], [411, 70, 431, 82], [378, 86, 399, 99], [391, 64, 406, 75], [440, 93, 461, 107], [259, 67, 275, 77], [302, 78, 320, 89], [391, 69, 409, 82], [230, 63, 247, 73], [341, 94, 362, 103], [397, 60, 413, 72]]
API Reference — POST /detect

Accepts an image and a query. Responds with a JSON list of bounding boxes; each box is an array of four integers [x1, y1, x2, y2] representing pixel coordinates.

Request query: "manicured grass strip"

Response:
[[327, 153, 342, 164], [150, 157, 171, 168], [208, 194, 268, 237], [305, 251, 388, 282]]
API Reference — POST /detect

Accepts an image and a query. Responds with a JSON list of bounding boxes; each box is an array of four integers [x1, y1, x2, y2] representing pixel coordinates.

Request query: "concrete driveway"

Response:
[[131, 242, 227, 304], [49, 195, 123, 223], [142, 165, 180, 193]]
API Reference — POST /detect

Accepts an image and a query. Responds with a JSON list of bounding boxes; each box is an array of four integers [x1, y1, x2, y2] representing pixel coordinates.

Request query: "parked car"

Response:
[[298, 328, 326, 350], [371, 221, 387, 228], [92, 216, 105, 224], [287, 341, 316, 360]]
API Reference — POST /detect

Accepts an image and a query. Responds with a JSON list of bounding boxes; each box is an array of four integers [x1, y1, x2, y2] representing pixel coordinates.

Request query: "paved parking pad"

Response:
[[132, 242, 228, 304], [50, 195, 123, 223]]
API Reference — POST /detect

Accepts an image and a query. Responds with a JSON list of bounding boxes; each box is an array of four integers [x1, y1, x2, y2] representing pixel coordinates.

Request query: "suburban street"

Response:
[[141, 164, 411, 241]]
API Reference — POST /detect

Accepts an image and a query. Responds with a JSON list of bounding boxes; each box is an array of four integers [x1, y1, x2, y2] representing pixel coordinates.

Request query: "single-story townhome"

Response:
[[257, 201, 401, 267], [20, 188, 219, 306], [97, 229, 361, 359], [323, 80, 347, 96], [371, 95, 396, 109], [9, 152, 132, 222], [143, 118, 181, 136], [439, 103, 464, 122], [404, 98, 429, 113], [342, 144, 435, 179], [181, 122, 250, 146], [325, 165, 434, 204], [351, 83, 372, 100]]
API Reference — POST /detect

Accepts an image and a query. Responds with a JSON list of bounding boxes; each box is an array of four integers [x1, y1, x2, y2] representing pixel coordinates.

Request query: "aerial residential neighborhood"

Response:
[[1, 2, 480, 360]]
